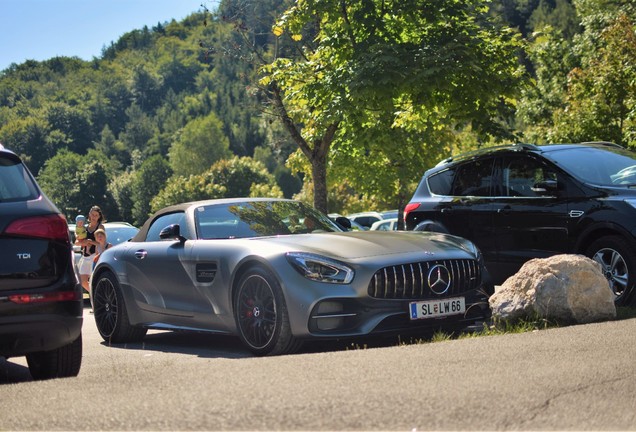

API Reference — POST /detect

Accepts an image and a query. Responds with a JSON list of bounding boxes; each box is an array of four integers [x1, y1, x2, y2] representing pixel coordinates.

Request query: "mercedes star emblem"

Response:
[[427, 264, 452, 295]]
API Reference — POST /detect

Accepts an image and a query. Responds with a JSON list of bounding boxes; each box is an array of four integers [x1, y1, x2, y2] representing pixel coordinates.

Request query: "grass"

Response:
[[337, 308, 636, 351], [400, 306, 636, 347]]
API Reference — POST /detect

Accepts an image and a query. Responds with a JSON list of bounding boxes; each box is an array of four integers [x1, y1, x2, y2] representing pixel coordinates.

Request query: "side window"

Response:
[[146, 212, 186, 242], [451, 159, 494, 197], [427, 169, 454, 195], [503, 157, 558, 197]]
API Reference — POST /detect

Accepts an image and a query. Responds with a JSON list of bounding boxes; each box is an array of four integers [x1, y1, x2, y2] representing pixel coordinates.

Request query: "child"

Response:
[[92, 228, 112, 269], [75, 214, 87, 240]]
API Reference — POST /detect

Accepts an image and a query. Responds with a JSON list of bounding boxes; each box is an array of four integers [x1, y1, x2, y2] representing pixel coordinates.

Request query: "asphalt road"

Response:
[[1, 303, 635, 431]]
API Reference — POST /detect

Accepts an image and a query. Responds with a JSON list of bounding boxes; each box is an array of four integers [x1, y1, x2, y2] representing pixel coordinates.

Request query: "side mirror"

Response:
[[335, 216, 352, 230], [532, 179, 558, 194], [159, 224, 185, 242]]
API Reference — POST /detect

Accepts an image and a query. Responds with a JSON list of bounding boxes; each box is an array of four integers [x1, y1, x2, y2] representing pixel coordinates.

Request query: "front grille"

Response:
[[368, 259, 481, 299]]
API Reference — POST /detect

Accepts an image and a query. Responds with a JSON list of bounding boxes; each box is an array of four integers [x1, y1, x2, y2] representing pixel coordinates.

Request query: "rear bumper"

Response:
[[0, 312, 83, 358]]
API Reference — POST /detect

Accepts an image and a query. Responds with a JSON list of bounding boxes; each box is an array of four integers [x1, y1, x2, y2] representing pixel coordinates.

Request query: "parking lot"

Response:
[[2, 304, 635, 430]]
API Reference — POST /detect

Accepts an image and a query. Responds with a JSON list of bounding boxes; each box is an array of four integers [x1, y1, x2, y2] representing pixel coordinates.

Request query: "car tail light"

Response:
[[403, 203, 420, 221], [4, 214, 70, 243], [9, 291, 80, 304]]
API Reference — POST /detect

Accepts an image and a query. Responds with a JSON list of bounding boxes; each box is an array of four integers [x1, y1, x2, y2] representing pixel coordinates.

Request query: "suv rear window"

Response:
[[0, 156, 39, 202], [427, 169, 454, 195]]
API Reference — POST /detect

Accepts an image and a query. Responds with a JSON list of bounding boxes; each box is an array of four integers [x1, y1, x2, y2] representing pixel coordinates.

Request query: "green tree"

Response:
[[44, 102, 94, 155], [519, 2, 636, 146], [550, 13, 636, 146], [38, 149, 83, 219], [75, 151, 119, 220], [130, 66, 164, 112], [517, 24, 578, 143], [109, 170, 136, 224], [119, 103, 158, 157], [130, 155, 173, 225], [257, 0, 523, 213], [168, 112, 231, 176], [152, 156, 282, 211], [0, 116, 51, 174], [37, 149, 118, 220]]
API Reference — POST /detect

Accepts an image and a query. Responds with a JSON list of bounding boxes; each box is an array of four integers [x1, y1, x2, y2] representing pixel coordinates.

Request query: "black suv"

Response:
[[0, 145, 83, 379], [405, 142, 636, 307]]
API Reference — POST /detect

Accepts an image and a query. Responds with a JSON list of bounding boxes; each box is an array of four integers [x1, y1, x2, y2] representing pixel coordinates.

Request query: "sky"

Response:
[[1, 0, 208, 72]]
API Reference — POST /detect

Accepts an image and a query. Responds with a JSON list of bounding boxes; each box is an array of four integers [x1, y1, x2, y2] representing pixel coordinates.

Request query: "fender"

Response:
[[573, 220, 636, 253]]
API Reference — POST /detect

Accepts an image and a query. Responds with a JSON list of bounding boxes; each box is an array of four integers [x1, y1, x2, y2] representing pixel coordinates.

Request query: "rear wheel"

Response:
[[586, 236, 636, 306], [26, 334, 82, 380], [92, 271, 147, 343], [234, 266, 301, 356], [414, 220, 448, 233]]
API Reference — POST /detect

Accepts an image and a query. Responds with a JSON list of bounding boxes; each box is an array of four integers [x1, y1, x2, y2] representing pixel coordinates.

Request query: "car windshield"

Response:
[[547, 146, 636, 186], [195, 201, 342, 239]]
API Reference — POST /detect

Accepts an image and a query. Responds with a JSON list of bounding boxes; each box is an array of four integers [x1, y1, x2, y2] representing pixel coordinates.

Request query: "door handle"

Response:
[[497, 206, 512, 214], [134, 250, 148, 260]]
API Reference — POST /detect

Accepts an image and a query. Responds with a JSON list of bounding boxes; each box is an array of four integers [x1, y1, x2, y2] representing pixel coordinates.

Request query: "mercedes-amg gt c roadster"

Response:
[[90, 198, 493, 355]]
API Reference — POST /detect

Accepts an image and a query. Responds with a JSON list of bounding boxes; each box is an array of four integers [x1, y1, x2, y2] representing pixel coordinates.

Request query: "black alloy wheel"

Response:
[[93, 271, 147, 343], [234, 266, 300, 356], [587, 236, 636, 307]]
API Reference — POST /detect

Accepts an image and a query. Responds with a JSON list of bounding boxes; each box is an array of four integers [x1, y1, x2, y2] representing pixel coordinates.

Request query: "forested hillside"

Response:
[[0, 0, 634, 224]]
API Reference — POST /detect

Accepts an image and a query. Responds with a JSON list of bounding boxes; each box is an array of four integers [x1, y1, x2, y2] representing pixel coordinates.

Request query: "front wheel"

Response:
[[234, 266, 301, 356], [92, 271, 147, 343], [586, 236, 636, 306], [26, 334, 82, 380]]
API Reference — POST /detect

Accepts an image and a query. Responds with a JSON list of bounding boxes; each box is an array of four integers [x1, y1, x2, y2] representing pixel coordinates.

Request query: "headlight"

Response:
[[286, 252, 354, 284], [460, 240, 484, 264]]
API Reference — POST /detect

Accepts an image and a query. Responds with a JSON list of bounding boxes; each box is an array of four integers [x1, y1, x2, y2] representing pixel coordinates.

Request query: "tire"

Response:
[[586, 235, 636, 307], [234, 266, 301, 356], [92, 271, 147, 343], [414, 221, 448, 233], [26, 334, 82, 380]]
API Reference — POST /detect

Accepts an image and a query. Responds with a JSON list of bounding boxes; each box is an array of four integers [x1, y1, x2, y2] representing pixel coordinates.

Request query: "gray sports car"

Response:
[[90, 198, 493, 355]]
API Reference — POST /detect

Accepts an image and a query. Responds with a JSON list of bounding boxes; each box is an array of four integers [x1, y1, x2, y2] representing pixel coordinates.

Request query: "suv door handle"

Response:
[[497, 206, 512, 214], [440, 207, 452, 213]]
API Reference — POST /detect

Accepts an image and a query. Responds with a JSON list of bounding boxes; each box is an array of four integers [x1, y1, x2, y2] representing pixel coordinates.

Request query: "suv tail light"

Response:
[[403, 203, 420, 221], [4, 214, 70, 243], [9, 291, 80, 304]]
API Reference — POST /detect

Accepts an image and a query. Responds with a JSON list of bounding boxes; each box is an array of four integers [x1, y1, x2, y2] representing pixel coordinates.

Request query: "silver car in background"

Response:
[[90, 198, 493, 356]]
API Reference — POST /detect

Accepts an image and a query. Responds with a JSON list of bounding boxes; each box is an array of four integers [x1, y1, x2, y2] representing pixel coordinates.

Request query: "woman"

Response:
[[75, 205, 105, 293]]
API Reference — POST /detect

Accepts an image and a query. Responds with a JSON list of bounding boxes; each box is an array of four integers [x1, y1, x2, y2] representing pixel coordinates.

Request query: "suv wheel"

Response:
[[586, 236, 636, 306], [26, 335, 82, 380]]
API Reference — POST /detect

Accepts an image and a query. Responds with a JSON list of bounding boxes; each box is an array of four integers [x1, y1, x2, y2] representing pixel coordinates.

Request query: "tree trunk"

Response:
[[270, 82, 337, 214], [312, 150, 328, 214]]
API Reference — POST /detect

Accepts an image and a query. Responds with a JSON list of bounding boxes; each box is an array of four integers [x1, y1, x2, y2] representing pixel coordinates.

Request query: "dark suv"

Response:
[[405, 142, 636, 306], [0, 145, 83, 379]]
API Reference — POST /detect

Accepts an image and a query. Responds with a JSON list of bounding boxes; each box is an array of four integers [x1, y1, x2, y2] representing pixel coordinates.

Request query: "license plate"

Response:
[[409, 297, 466, 320]]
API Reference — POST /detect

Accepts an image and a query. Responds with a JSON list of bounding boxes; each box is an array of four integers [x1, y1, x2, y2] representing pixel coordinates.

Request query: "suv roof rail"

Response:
[[436, 143, 539, 166], [580, 141, 622, 148]]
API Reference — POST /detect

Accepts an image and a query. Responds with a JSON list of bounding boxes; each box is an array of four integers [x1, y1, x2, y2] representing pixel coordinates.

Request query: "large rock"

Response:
[[489, 254, 616, 324]]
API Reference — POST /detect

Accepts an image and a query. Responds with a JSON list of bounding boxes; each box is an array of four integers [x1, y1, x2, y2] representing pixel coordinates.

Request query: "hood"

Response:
[[253, 231, 478, 261]]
